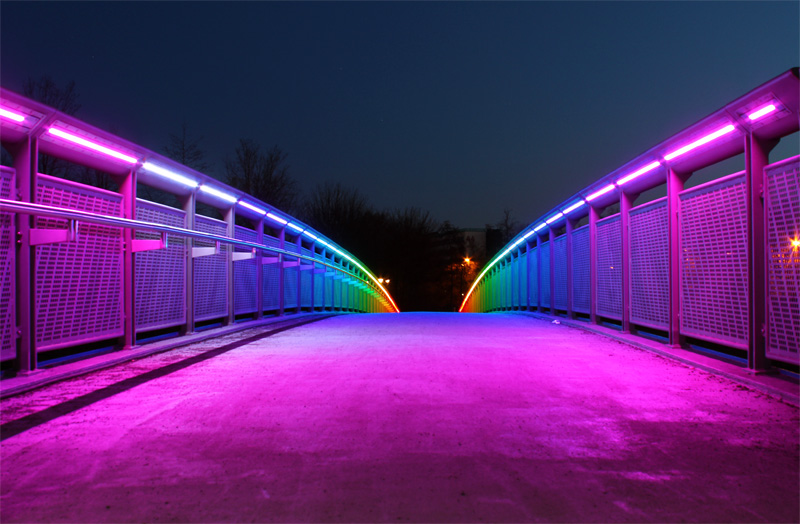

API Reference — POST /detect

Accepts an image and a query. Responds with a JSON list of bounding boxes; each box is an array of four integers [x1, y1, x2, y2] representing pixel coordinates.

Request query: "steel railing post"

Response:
[[255, 220, 264, 320], [121, 168, 136, 349], [566, 218, 574, 319], [620, 190, 637, 333], [225, 206, 235, 326], [589, 205, 599, 325], [666, 168, 688, 348], [182, 192, 196, 335]]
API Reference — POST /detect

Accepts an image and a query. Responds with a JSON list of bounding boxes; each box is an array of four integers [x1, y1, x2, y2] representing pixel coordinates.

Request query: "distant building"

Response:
[[459, 228, 487, 261]]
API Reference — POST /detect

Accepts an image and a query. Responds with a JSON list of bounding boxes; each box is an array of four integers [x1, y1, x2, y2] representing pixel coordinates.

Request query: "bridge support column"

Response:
[[667, 168, 688, 348], [120, 168, 136, 350], [11, 136, 37, 373], [745, 133, 778, 373], [620, 190, 637, 334]]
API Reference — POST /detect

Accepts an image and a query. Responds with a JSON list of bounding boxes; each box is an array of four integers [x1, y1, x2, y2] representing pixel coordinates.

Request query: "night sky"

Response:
[[2, 1, 798, 229]]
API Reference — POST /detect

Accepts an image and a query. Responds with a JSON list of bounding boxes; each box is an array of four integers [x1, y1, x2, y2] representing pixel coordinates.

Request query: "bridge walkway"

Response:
[[1, 313, 798, 522]]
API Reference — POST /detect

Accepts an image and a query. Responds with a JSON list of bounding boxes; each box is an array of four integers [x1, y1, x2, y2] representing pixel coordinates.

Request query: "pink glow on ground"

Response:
[[1, 313, 797, 522]]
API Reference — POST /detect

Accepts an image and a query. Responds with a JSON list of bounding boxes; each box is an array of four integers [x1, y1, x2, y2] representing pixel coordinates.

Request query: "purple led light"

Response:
[[522, 230, 535, 239], [586, 184, 616, 202], [199, 185, 237, 203], [747, 103, 777, 121], [287, 222, 304, 233], [0, 107, 26, 123], [142, 162, 198, 188], [304, 232, 319, 241], [48, 127, 138, 164], [533, 223, 547, 232], [238, 201, 267, 215], [616, 161, 661, 186], [664, 124, 736, 161], [266, 212, 288, 225], [545, 212, 564, 224], [562, 200, 586, 214]]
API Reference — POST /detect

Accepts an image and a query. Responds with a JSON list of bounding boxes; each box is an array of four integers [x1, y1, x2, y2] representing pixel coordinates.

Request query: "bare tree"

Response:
[[226, 139, 298, 213], [496, 208, 521, 245], [23, 76, 81, 177], [163, 122, 211, 173]]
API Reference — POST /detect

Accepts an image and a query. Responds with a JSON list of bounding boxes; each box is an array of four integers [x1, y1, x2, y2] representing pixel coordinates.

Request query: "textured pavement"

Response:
[[1, 313, 798, 523]]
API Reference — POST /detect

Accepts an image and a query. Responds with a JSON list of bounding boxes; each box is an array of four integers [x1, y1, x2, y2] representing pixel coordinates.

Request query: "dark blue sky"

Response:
[[2, 2, 798, 228]]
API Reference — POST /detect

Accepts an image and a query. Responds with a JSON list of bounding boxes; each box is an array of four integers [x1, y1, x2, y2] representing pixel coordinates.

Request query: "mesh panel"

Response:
[[262, 234, 282, 252], [334, 278, 342, 308], [301, 269, 312, 307], [283, 265, 298, 308], [596, 215, 622, 320], [511, 259, 519, 308], [135, 200, 186, 331], [572, 225, 590, 314], [629, 199, 669, 330], [554, 235, 568, 310], [540, 241, 551, 308], [314, 269, 323, 306], [519, 252, 528, 308], [0, 168, 15, 361], [34, 175, 123, 349], [680, 174, 748, 348], [529, 246, 538, 308], [262, 262, 280, 311], [765, 157, 800, 363], [193, 215, 228, 322], [325, 273, 334, 308], [234, 226, 258, 315]]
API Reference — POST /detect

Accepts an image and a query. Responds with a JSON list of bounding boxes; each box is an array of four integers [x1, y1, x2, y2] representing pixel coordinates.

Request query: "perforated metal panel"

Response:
[[540, 241, 551, 308], [554, 235, 568, 310], [301, 269, 312, 307], [765, 157, 800, 363], [135, 200, 186, 331], [283, 263, 298, 308], [35, 175, 123, 350], [262, 261, 280, 311], [629, 199, 669, 330], [334, 278, 342, 308], [572, 225, 590, 314], [511, 258, 519, 308], [314, 269, 323, 307], [234, 226, 258, 315], [0, 168, 15, 361], [325, 273, 334, 309], [680, 173, 748, 348], [193, 215, 228, 322], [596, 215, 622, 320], [529, 246, 538, 308]]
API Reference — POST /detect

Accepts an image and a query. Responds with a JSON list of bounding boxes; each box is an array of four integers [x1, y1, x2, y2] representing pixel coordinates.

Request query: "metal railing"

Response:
[[460, 69, 800, 372], [0, 87, 398, 375]]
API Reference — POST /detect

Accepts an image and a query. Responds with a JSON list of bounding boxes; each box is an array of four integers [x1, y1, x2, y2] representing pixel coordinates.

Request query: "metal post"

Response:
[[620, 190, 637, 333], [566, 218, 574, 318], [225, 206, 235, 326], [746, 133, 778, 372], [12, 137, 36, 373], [182, 192, 196, 335], [278, 227, 285, 316], [120, 168, 136, 349], [525, 239, 532, 311], [589, 205, 599, 325], [295, 234, 302, 312], [549, 227, 556, 315], [666, 168, 687, 348], [255, 220, 264, 320], [536, 234, 544, 312]]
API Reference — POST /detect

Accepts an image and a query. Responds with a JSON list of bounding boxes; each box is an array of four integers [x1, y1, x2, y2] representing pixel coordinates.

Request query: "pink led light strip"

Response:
[[0, 107, 26, 123], [48, 127, 138, 164], [747, 103, 776, 121], [663, 124, 736, 161]]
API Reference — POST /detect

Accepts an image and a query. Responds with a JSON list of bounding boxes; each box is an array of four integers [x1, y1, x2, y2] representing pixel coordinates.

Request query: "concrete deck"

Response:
[[1, 313, 798, 522]]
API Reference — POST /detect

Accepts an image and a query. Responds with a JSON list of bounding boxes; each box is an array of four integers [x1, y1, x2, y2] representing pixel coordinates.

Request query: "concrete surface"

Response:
[[1, 312, 798, 523]]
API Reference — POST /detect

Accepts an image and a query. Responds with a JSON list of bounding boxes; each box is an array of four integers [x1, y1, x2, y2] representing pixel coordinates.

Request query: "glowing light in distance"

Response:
[[562, 200, 586, 214], [199, 185, 237, 203], [791, 238, 800, 249], [48, 127, 137, 164], [664, 124, 736, 161], [616, 161, 661, 186], [142, 162, 197, 188], [266, 212, 288, 225], [238, 201, 266, 215], [747, 103, 777, 121], [533, 223, 547, 232], [0, 107, 26, 122], [586, 184, 616, 202]]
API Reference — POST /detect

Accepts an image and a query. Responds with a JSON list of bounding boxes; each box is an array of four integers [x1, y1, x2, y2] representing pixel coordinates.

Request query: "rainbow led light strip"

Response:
[[459, 99, 790, 312]]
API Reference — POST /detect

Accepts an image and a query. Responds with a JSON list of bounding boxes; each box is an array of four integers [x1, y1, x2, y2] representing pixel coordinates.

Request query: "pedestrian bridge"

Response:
[[1, 71, 799, 521]]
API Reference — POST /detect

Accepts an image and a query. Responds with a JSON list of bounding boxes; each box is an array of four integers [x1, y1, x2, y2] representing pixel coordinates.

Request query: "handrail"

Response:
[[0, 199, 386, 297]]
